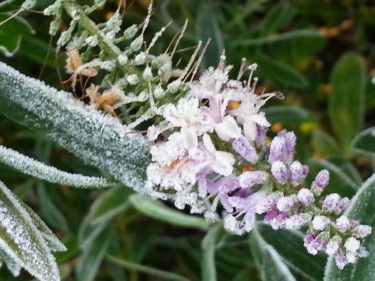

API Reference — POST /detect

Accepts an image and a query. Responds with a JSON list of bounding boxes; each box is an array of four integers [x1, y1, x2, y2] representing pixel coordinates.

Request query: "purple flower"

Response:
[[271, 161, 288, 184], [268, 131, 296, 164], [239, 171, 267, 188], [276, 195, 297, 212], [255, 125, 267, 147], [232, 137, 258, 163], [326, 237, 341, 255], [264, 208, 288, 229], [353, 225, 372, 239], [289, 161, 305, 185], [255, 192, 281, 214], [322, 193, 340, 212], [335, 251, 348, 269], [297, 188, 314, 206], [304, 232, 325, 255], [311, 170, 330, 195], [285, 213, 311, 229], [311, 215, 330, 231], [335, 216, 351, 233], [336, 197, 350, 213]]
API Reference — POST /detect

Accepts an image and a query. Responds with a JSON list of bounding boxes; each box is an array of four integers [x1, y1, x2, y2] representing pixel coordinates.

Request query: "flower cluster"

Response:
[[146, 55, 372, 269]]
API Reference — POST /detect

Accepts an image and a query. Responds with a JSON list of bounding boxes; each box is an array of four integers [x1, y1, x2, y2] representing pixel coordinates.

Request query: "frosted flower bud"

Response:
[[167, 80, 181, 93], [304, 233, 324, 255], [336, 197, 350, 213], [143, 67, 153, 81], [86, 35, 99, 47], [154, 85, 165, 99], [335, 216, 351, 233], [297, 188, 314, 206], [311, 170, 330, 195], [282, 131, 297, 163], [255, 125, 267, 147], [118, 54, 128, 65], [264, 209, 288, 230], [49, 19, 60, 36], [353, 225, 372, 239], [123, 24, 138, 39], [232, 137, 258, 163], [285, 213, 311, 229], [268, 131, 296, 164], [130, 35, 143, 51], [357, 247, 369, 258], [269, 136, 285, 164], [239, 171, 267, 188], [344, 237, 360, 253], [126, 74, 139, 85], [135, 52, 147, 65], [326, 237, 341, 255], [276, 195, 296, 212], [322, 193, 340, 212], [271, 161, 288, 184], [335, 252, 348, 269], [346, 252, 357, 264], [289, 161, 304, 185], [312, 215, 330, 231], [22, 0, 36, 9], [255, 192, 282, 214]]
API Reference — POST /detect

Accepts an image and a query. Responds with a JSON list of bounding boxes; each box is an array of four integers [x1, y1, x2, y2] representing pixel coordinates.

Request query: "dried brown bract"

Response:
[[85, 84, 121, 116]]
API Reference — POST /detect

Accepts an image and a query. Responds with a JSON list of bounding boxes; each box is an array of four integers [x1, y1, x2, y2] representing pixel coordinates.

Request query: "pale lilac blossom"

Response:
[[145, 57, 371, 270]]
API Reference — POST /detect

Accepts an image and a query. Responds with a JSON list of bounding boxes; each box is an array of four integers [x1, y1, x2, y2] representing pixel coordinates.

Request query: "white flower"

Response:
[[200, 134, 235, 176], [214, 115, 242, 141], [162, 97, 210, 136], [230, 93, 270, 141]]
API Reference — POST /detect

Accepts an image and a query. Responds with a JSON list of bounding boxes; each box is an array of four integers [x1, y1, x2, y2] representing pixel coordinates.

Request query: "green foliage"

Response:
[[329, 53, 366, 159], [0, 14, 34, 57]]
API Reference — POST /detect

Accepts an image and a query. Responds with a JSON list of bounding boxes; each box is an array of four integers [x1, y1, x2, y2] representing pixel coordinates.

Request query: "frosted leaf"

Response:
[[0, 248, 21, 277], [0, 145, 114, 189], [0, 62, 159, 196], [19, 202, 67, 252], [0, 181, 61, 281]]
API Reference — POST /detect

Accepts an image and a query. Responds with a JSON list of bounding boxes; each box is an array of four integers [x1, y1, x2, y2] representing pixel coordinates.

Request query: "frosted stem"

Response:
[[62, 0, 121, 58]]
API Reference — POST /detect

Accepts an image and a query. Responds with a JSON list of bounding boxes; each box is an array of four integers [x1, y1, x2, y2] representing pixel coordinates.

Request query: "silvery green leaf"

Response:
[[0, 248, 21, 277], [0, 62, 155, 196], [0, 180, 61, 281], [19, 201, 67, 252], [0, 145, 115, 188]]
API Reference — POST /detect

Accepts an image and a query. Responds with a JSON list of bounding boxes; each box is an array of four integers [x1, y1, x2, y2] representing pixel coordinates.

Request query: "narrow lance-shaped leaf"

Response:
[[324, 174, 375, 281], [0, 14, 34, 57], [76, 226, 112, 281], [129, 194, 209, 230], [351, 127, 375, 155], [0, 62, 154, 195], [201, 225, 221, 281], [256, 223, 326, 281], [0, 180, 61, 281], [262, 245, 297, 281], [0, 145, 115, 188], [0, 248, 21, 277], [328, 53, 366, 158]]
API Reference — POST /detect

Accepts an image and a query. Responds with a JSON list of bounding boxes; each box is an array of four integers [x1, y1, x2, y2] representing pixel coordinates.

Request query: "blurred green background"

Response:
[[1, 0, 375, 280]]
